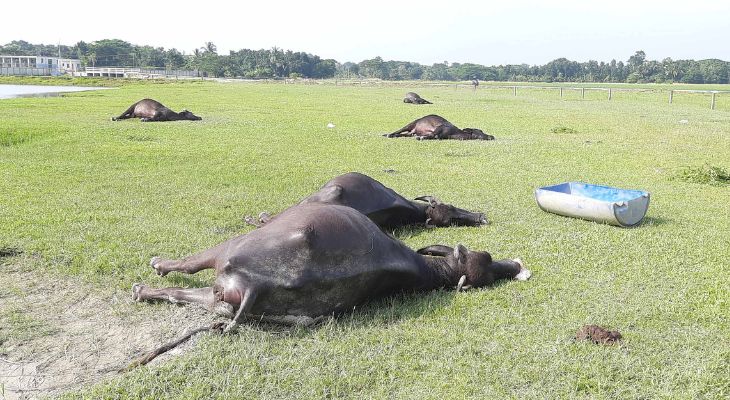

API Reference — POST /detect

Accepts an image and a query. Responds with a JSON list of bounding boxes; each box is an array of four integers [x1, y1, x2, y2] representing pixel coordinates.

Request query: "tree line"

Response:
[[2, 40, 728, 84]]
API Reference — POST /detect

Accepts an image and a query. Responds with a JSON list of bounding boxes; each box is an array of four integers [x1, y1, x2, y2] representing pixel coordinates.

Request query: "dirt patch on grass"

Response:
[[550, 126, 578, 134], [0, 267, 219, 399], [126, 134, 159, 142], [575, 324, 622, 345]]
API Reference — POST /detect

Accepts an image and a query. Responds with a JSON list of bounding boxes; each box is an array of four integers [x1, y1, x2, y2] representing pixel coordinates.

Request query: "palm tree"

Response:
[[203, 42, 217, 54], [270, 46, 284, 77]]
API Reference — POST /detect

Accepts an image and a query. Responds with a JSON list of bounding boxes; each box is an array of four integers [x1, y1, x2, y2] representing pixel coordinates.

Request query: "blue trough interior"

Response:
[[541, 182, 647, 202]]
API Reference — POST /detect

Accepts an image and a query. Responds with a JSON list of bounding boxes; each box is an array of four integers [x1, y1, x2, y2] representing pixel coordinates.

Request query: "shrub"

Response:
[[551, 126, 577, 134], [674, 164, 730, 186]]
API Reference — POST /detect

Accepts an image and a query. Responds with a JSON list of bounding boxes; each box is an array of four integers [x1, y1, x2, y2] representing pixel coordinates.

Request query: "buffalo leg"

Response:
[[132, 284, 215, 307], [385, 132, 412, 138], [141, 111, 165, 122], [385, 121, 417, 138], [111, 105, 136, 121], [416, 125, 448, 140], [131, 284, 234, 317], [433, 125, 452, 139], [151, 240, 230, 276], [111, 113, 132, 121]]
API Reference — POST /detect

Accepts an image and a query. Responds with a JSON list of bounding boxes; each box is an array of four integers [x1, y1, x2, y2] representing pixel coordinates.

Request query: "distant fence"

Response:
[[84, 67, 200, 79], [331, 80, 729, 110], [136, 68, 200, 78], [669, 89, 727, 110], [0, 67, 55, 76]]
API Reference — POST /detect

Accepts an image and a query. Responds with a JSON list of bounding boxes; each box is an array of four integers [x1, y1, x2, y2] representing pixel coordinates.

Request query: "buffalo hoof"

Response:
[[150, 257, 168, 277], [244, 215, 261, 227], [140, 118, 149, 122], [132, 283, 146, 301], [223, 321, 238, 334], [111, 117, 117, 121], [513, 259, 531, 281]]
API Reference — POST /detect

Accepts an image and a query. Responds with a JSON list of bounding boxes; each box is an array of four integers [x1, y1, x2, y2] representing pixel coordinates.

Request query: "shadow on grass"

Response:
[[0, 247, 23, 259], [244, 289, 463, 336], [640, 216, 672, 227]]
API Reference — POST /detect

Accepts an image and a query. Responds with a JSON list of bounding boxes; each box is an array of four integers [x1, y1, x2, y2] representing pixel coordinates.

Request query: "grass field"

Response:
[[0, 77, 728, 399]]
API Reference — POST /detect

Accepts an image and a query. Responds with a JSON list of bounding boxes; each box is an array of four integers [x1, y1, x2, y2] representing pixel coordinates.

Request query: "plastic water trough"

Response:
[[534, 182, 650, 227]]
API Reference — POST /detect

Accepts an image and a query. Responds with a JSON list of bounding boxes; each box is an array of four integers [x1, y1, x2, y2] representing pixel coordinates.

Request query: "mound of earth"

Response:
[[575, 324, 622, 345]]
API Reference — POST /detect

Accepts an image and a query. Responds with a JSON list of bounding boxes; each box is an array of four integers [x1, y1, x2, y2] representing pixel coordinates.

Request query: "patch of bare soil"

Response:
[[575, 324, 622, 345], [0, 267, 219, 400]]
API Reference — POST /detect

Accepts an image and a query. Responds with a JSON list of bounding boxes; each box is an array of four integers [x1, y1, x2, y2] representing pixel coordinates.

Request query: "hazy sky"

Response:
[[3, 0, 728, 65]]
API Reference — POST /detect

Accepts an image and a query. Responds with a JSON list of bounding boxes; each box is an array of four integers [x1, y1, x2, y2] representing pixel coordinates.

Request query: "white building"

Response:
[[0, 55, 80, 76], [58, 58, 81, 73]]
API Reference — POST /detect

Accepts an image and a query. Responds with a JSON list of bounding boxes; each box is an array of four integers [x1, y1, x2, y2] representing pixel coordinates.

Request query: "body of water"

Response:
[[0, 84, 110, 99]]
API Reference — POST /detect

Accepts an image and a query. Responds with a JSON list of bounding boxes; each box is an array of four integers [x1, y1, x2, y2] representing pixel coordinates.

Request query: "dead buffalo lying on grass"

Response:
[[111, 99, 202, 122], [404, 92, 432, 104], [385, 114, 494, 140], [247, 172, 488, 229], [135, 203, 530, 333]]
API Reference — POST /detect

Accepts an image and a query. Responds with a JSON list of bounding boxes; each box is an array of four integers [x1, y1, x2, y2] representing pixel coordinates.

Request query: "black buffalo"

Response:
[[403, 92, 432, 104], [134, 203, 530, 332], [111, 99, 202, 122], [385, 114, 494, 141], [246, 172, 488, 229]]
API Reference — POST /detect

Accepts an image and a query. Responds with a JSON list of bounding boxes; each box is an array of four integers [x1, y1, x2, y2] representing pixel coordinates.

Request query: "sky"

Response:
[[2, 0, 728, 66]]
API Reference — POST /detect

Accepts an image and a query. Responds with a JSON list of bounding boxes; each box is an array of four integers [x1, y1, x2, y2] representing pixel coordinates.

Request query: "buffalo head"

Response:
[[415, 196, 487, 226], [461, 128, 494, 140], [417, 244, 529, 288], [180, 110, 202, 121]]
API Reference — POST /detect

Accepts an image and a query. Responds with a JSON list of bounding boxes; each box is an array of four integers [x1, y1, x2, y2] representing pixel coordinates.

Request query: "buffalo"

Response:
[[111, 99, 202, 122], [246, 172, 488, 229], [385, 114, 494, 141], [403, 92, 432, 104], [134, 203, 530, 332]]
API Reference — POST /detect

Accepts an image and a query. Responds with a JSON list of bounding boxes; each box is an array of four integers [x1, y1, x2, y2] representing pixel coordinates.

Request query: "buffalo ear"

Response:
[[416, 245, 454, 257], [453, 244, 469, 264]]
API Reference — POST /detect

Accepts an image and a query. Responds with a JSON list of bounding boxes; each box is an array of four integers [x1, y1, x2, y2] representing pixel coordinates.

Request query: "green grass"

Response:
[[674, 164, 730, 186], [1, 77, 729, 399]]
